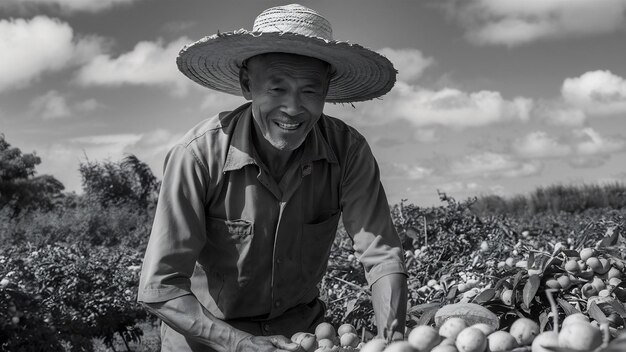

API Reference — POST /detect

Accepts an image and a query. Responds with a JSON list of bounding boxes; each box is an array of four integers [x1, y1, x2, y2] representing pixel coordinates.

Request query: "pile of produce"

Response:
[[313, 197, 626, 352]]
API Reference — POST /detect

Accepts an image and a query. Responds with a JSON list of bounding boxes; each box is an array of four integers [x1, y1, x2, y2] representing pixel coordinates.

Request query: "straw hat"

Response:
[[177, 4, 397, 103]]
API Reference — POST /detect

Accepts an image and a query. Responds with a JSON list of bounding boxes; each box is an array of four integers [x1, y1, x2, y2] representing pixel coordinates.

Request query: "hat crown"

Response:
[[252, 4, 333, 40]]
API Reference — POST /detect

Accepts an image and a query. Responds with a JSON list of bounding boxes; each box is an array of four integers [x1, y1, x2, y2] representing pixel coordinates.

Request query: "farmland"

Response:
[[1, 136, 625, 351]]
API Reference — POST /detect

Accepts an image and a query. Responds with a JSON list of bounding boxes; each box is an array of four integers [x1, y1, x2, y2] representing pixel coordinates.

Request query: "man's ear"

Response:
[[239, 66, 252, 100]]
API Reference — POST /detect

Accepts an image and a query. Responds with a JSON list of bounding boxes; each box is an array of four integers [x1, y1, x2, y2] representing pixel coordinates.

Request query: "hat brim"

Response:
[[177, 29, 397, 103]]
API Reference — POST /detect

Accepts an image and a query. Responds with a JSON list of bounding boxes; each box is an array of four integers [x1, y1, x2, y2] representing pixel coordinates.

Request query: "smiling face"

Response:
[[240, 53, 331, 154]]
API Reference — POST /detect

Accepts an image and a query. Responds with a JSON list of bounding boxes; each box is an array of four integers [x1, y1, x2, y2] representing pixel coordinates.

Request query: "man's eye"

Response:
[[270, 87, 284, 92]]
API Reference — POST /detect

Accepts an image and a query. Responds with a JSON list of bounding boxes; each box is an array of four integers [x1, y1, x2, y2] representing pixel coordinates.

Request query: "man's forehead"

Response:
[[246, 52, 330, 70]]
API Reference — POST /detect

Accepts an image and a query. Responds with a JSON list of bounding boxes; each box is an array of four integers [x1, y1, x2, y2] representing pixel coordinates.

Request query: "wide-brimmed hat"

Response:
[[177, 4, 397, 103]]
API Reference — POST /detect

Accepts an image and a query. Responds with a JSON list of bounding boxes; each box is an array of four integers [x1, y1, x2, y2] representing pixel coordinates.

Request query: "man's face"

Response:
[[240, 53, 331, 153]]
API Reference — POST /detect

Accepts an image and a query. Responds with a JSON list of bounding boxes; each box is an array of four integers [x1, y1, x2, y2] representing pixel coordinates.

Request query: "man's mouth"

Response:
[[275, 121, 302, 130]]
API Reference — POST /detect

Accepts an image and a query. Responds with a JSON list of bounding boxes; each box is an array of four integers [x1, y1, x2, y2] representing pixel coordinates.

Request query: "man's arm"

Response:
[[371, 273, 408, 340], [143, 295, 300, 352]]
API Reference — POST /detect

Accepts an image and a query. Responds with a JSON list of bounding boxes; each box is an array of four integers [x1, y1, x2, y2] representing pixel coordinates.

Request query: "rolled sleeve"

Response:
[[340, 139, 407, 287], [138, 144, 209, 303]]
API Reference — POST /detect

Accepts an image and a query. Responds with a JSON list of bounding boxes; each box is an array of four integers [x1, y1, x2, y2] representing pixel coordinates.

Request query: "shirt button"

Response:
[[276, 258, 282, 264], [263, 323, 271, 332], [274, 300, 282, 308]]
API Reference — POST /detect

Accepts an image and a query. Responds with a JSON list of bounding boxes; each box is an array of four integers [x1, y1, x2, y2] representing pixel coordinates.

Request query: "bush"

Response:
[[0, 244, 148, 351]]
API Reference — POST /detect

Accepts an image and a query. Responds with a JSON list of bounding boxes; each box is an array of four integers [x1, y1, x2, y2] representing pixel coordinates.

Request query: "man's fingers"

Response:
[[270, 336, 302, 351]]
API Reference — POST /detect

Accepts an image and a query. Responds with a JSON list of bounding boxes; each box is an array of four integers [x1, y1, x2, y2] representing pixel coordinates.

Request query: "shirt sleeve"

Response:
[[137, 144, 209, 303], [340, 139, 407, 287]]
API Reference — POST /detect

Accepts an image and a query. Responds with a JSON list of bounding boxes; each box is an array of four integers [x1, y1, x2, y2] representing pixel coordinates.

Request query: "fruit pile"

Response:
[[309, 220, 626, 351]]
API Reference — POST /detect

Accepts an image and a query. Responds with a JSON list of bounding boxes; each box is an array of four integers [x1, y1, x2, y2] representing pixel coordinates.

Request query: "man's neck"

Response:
[[252, 126, 301, 184]]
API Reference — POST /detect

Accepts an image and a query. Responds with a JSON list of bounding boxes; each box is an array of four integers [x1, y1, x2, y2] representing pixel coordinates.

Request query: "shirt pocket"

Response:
[[300, 210, 341, 284], [205, 217, 255, 287]]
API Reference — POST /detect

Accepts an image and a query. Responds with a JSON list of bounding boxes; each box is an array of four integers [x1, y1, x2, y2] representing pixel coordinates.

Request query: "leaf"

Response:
[[343, 298, 357, 320], [512, 271, 524, 290], [557, 298, 581, 316], [561, 249, 581, 257], [523, 275, 541, 309], [417, 306, 438, 326], [472, 288, 496, 304], [587, 301, 609, 325], [538, 311, 550, 332], [528, 251, 535, 268], [608, 299, 626, 317], [599, 226, 619, 247], [446, 285, 458, 302]]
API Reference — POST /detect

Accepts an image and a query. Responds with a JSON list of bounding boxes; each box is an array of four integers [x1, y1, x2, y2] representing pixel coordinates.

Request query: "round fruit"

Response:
[[587, 257, 602, 273], [608, 267, 622, 280], [509, 318, 539, 346], [565, 259, 580, 273], [438, 338, 456, 346], [580, 248, 595, 262], [597, 258, 611, 275], [439, 317, 468, 340], [471, 323, 495, 336], [407, 325, 440, 352], [557, 275, 571, 290], [591, 276, 606, 292], [455, 327, 487, 352], [315, 322, 336, 341], [294, 333, 318, 352], [531, 331, 559, 352], [360, 339, 387, 352], [337, 323, 357, 337], [561, 313, 590, 328], [431, 345, 458, 352], [317, 338, 335, 348], [558, 322, 602, 351], [487, 331, 518, 352], [545, 278, 561, 289], [340, 332, 359, 348], [292, 331, 304, 342], [383, 341, 417, 352], [581, 283, 599, 298], [501, 289, 513, 305]]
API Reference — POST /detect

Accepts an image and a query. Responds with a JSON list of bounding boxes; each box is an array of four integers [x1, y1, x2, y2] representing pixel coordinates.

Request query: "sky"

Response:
[[1, 0, 626, 207]]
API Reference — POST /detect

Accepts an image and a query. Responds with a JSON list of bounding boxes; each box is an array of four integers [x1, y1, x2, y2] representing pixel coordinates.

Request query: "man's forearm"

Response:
[[371, 273, 408, 339], [143, 294, 250, 351]]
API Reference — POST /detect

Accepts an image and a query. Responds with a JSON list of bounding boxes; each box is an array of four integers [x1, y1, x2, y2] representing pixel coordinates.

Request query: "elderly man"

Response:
[[138, 4, 407, 352]]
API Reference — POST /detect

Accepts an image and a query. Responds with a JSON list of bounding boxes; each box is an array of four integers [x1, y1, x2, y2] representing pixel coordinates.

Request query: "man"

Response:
[[138, 4, 407, 351]]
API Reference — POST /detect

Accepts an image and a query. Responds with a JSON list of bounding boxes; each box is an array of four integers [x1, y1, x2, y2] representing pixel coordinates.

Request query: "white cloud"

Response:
[[513, 131, 572, 158], [572, 127, 626, 156], [37, 129, 182, 193], [380, 162, 433, 180], [449, 151, 542, 178], [561, 70, 626, 116], [446, 0, 626, 47], [413, 128, 440, 143], [29, 90, 101, 120], [535, 103, 587, 126], [0, 16, 105, 92], [329, 82, 533, 128], [377, 48, 435, 83], [76, 37, 193, 96], [0, 0, 142, 13]]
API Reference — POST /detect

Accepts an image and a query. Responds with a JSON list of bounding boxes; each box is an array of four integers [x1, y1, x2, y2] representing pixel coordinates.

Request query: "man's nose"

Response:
[[281, 93, 303, 116]]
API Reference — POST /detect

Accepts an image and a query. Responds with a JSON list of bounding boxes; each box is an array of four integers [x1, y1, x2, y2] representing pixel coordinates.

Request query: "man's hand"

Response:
[[235, 335, 302, 352]]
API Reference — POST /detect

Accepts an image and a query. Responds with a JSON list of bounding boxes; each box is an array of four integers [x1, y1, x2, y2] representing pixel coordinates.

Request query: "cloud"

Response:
[[511, 128, 625, 168], [513, 131, 572, 158], [29, 90, 101, 120], [377, 48, 435, 83], [0, 0, 142, 14], [0, 16, 105, 93], [572, 127, 626, 156], [449, 151, 542, 178], [561, 70, 626, 116], [535, 102, 587, 126], [445, 0, 626, 47], [413, 129, 440, 143], [37, 129, 182, 193], [380, 162, 433, 180], [329, 82, 533, 128], [76, 37, 193, 95]]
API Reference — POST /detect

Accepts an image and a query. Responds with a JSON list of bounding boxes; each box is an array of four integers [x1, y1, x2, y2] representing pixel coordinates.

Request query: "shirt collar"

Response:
[[223, 105, 338, 173]]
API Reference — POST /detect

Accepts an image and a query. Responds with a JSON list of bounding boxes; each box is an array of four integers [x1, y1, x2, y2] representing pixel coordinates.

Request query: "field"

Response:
[[1, 140, 625, 351]]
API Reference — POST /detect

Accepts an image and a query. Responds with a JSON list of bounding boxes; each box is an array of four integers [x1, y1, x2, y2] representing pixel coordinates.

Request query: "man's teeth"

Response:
[[276, 122, 301, 130]]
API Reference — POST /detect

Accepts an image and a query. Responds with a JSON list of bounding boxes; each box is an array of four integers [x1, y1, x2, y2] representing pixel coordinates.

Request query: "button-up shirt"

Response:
[[138, 102, 406, 321]]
